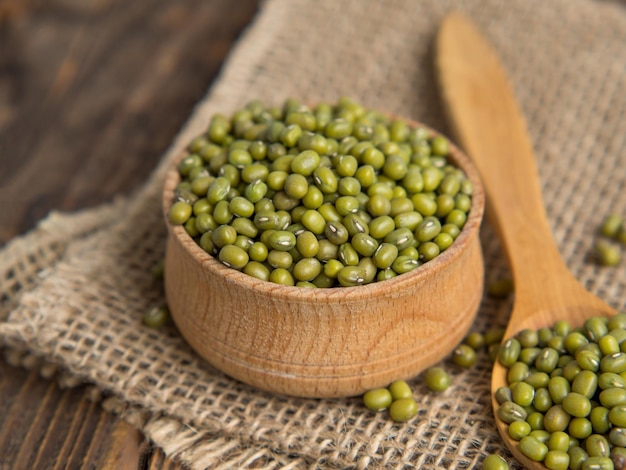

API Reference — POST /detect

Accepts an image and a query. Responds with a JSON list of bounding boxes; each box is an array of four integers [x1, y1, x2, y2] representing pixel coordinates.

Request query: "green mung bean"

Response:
[[536, 348, 560, 373], [569, 417, 593, 440], [546, 431, 570, 452], [363, 388, 393, 411], [169, 201, 193, 225], [529, 430, 551, 443], [337, 266, 366, 287], [544, 405, 571, 432], [577, 349, 601, 372], [594, 240, 621, 266], [218, 245, 249, 270], [581, 456, 614, 470], [568, 446, 589, 470], [388, 380, 413, 400], [599, 335, 620, 356], [293, 258, 322, 282], [482, 454, 510, 470], [548, 376, 571, 405], [269, 267, 294, 286], [520, 347, 542, 365], [519, 436, 549, 461], [600, 214, 623, 238], [508, 362, 530, 383], [599, 388, 626, 408], [389, 398, 419, 422], [526, 411, 545, 430], [544, 450, 570, 470], [423, 367, 451, 392], [267, 250, 292, 269], [452, 344, 477, 368], [590, 407, 611, 435], [244, 261, 270, 281], [601, 352, 626, 374], [517, 329, 539, 348], [586, 434, 611, 458], [610, 405, 626, 427], [598, 372, 626, 390], [512, 381, 535, 407], [609, 314, 626, 331], [525, 372, 550, 389], [497, 401, 527, 424], [534, 388, 553, 412], [564, 331, 590, 355], [142, 305, 170, 328], [562, 392, 592, 418], [495, 386, 512, 405], [509, 420, 532, 440], [498, 338, 521, 367], [571, 370, 599, 398], [352, 233, 379, 257], [609, 427, 626, 447], [464, 332, 485, 350]]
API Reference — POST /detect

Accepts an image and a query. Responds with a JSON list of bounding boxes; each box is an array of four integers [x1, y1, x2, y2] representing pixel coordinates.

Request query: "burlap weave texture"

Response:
[[1, 0, 625, 468]]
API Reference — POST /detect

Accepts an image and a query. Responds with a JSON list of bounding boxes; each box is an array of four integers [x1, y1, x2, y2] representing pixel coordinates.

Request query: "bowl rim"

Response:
[[162, 116, 485, 302]]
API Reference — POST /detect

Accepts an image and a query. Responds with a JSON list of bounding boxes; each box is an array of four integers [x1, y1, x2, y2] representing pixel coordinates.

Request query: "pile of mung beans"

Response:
[[363, 380, 420, 422], [167, 97, 473, 287], [595, 215, 626, 267], [495, 313, 626, 470]]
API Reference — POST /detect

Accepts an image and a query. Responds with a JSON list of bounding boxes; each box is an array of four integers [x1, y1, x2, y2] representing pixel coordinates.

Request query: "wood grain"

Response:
[[0, 0, 258, 468], [436, 12, 616, 469]]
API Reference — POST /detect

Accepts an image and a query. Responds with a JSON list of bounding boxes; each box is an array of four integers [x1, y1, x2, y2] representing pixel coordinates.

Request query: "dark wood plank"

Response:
[[145, 448, 181, 470], [0, 0, 259, 245], [0, 362, 127, 469], [0, 0, 259, 468], [0, 365, 55, 460]]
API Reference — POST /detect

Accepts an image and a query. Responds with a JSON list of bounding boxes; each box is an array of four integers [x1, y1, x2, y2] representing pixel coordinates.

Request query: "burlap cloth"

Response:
[[2, 0, 625, 468]]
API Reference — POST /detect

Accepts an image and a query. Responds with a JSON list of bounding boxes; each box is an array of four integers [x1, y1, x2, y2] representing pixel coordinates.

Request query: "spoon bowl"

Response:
[[436, 12, 616, 468], [491, 302, 615, 468]]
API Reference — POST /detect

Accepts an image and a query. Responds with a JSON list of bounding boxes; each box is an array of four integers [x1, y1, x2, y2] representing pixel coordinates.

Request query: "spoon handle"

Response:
[[435, 13, 579, 315]]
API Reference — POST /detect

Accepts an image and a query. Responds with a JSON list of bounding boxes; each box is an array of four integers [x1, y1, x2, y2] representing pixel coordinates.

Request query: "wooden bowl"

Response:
[[163, 120, 485, 398]]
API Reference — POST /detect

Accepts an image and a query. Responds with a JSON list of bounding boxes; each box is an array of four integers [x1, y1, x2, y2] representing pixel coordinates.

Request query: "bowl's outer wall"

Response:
[[165, 230, 483, 397]]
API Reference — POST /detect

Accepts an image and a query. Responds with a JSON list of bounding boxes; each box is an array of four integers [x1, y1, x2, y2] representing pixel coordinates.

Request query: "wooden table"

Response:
[[0, 1, 259, 467]]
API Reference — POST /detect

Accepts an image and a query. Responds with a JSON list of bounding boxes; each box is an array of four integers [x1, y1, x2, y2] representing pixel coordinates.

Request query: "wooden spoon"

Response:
[[435, 12, 616, 468]]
